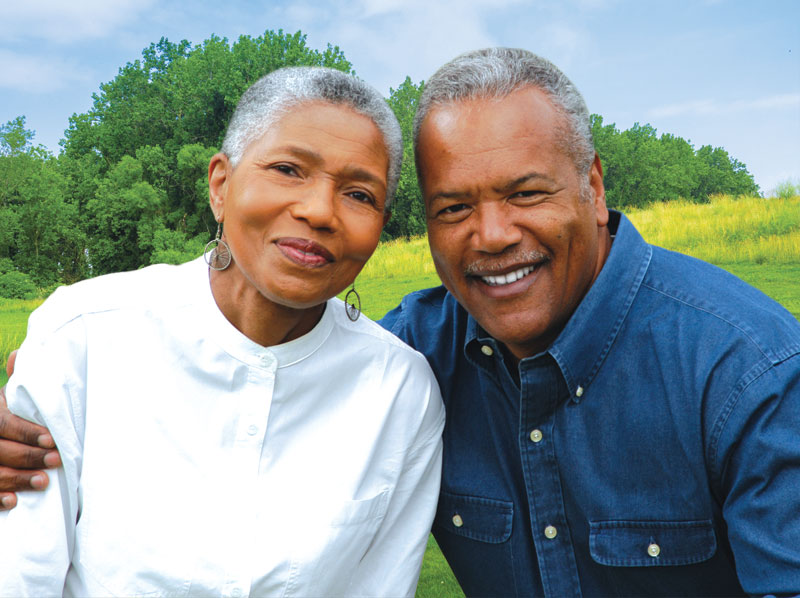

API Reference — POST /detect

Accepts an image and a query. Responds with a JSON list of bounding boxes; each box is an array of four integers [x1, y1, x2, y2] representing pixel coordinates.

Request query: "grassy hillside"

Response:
[[0, 194, 797, 597]]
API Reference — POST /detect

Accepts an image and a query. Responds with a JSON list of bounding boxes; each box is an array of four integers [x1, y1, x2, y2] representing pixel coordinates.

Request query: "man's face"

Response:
[[417, 86, 610, 360]]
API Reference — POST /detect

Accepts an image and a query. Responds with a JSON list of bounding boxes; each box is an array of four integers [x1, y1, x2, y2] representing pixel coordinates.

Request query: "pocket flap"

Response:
[[434, 491, 513, 544], [589, 519, 716, 567]]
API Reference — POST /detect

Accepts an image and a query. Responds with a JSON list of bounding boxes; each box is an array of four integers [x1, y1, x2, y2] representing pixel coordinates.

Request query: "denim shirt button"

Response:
[[452, 514, 464, 527], [648, 543, 661, 557], [544, 525, 558, 539], [480, 345, 494, 356], [530, 429, 543, 443]]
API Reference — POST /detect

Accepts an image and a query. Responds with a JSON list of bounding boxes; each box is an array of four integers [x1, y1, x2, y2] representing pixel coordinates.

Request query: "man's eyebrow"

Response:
[[493, 172, 556, 193], [428, 189, 472, 203]]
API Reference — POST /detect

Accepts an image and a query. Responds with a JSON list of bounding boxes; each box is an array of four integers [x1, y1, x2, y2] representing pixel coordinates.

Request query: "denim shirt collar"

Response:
[[464, 210, 652, 401]]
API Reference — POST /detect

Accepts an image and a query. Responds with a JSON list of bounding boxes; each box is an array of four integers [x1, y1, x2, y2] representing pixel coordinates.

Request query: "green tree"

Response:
[[0, 117, 85, 286], [85, 156, 166, 274], [385, 77, 426, 239], [592, 116, 759, 206]]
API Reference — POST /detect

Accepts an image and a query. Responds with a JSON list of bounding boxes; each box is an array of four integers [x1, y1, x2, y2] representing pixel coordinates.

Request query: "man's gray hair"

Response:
[[222, 67, 402, 210], [414, 48, 595, 175]]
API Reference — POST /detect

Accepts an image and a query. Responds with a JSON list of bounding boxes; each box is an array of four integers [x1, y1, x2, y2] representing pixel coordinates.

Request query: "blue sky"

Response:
[[2, 0, 798, 194]]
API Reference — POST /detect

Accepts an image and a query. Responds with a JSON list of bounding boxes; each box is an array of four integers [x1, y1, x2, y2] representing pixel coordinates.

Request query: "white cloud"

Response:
[[3, 0, 157, 44], [648, 93, 800, 119], [278, 0, 537, 94], [0, 50, 91, 93]]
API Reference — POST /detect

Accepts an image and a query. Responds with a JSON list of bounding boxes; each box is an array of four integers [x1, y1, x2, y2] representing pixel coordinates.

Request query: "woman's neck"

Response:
[[209, 266, 326, 348]]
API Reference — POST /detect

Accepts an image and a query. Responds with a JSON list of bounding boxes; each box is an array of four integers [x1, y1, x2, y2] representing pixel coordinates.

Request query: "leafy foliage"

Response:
[[591, 115, 760, 208], [0, 30, 766, 296], [385, 77, 427, 239]]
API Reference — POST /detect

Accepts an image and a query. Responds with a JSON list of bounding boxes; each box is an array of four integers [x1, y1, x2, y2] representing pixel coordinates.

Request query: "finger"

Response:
[[0, 406, 55, 448], [5, 350, 16, 379], [0, 467, 49, 492], [0, 492, 17, 510], [0, 438, 61, 469], [0, 385, 5, 408]]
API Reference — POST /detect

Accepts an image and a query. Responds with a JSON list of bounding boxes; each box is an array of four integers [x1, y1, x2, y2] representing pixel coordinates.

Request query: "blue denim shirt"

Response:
[[381, 211, 800, 597]]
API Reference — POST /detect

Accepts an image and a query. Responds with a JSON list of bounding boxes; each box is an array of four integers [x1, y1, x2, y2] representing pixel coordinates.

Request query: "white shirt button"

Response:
[[452, 514, 464, 527], [480, 345, 494, 356], [530, 429, 543, 443], [648, 543, 661, 557], [247, 425, 258, 436], [231, 589, 243, 598], [544, 525, 557, 539]]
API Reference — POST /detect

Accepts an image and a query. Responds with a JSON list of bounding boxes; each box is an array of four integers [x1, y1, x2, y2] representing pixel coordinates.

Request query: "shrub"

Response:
[[771, 179, 800, 200], [0, 271, 38, 299]]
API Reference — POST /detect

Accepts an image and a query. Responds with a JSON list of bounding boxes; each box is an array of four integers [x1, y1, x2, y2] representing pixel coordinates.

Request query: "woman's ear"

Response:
[[208, 152, 231, 222]]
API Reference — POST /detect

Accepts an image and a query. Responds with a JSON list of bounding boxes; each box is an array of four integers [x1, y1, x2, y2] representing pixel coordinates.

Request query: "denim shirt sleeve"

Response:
[[710, 352, 800, 594]]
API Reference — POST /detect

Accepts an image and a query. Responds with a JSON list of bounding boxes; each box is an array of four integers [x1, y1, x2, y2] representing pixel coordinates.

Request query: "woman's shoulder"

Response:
[[29, 258, 205, 336], [328, 297, 436, 369]]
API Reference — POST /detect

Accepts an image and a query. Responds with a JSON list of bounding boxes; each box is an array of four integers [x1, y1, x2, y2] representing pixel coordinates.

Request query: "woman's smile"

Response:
[[276, 237, 335, 267]]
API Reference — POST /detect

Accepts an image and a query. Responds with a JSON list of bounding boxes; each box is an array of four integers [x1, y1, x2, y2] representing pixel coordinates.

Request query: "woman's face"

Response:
[[209, 102, 390, 310]]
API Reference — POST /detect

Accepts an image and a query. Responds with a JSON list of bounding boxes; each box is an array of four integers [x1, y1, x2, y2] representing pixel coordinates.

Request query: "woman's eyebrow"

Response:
[[271, 145, 324, 164]]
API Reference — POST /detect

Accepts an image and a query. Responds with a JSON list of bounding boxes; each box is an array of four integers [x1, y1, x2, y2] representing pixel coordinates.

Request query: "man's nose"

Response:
[[291, 180, 337, 229], [471, 202, 522, 253]]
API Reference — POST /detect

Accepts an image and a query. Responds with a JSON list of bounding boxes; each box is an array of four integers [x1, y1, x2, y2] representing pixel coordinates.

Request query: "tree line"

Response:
[[0, 30, 759, 298]]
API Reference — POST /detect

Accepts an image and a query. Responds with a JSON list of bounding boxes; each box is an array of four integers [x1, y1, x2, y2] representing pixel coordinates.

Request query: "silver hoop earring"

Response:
[[204, 222, 232, 271], [345, 284, 361, 322]]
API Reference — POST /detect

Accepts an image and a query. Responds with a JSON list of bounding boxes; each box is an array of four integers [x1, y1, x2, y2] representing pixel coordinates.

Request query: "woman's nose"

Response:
[[290, 180, 337, 229]]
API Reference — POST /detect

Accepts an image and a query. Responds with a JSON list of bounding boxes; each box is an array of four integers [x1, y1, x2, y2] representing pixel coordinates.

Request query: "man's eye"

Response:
[[273, 164, 298, 176], [439, 204, 468, 215], [348, 190, 373, 204], [510, 190, 539, 199]]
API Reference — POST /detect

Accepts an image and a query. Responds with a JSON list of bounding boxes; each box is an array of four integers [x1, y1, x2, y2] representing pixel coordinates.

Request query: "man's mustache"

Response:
[[464, 250, 551, 276]]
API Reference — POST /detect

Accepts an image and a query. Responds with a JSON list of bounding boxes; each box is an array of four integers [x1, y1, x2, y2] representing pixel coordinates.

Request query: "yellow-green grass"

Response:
[[627, 195, 800, 265], [0, 298, 43, 386], [0, 195, 797, 598]]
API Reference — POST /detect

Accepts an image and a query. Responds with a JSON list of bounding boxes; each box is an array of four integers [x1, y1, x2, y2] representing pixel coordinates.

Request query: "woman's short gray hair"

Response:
[[222, 67, 402, 210], [414, 48, 595, 175]]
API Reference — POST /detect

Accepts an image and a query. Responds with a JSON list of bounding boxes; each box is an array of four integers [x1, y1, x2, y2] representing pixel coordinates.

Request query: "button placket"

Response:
[[518, 359, 581, 594]]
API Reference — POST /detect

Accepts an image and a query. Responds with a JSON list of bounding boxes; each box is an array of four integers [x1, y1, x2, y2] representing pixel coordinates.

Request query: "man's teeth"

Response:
[[481, 265, 536, 286]]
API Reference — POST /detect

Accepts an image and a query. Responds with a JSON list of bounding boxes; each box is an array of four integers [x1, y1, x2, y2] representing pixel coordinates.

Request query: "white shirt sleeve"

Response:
[[0, 299, 86, 597], [345, 362, 445, 598]]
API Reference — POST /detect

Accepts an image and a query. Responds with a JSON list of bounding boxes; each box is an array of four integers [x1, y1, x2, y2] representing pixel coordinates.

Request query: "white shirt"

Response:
[[1, 257, 444, 597]]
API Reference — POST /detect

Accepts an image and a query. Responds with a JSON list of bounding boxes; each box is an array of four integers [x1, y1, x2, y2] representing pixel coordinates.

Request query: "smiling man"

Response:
[[379, 48, 800, 596], [1, 48, 800, 596]]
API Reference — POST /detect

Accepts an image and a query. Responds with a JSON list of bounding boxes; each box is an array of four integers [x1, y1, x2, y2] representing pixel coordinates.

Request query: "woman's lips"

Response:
[[276, 238, 334, 267]]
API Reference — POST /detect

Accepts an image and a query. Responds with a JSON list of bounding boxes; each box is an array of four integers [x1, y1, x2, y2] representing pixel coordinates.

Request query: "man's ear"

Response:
[[208, 152, 231, 222], [589, 153, 609, 227], [382, 210, 391, 228]]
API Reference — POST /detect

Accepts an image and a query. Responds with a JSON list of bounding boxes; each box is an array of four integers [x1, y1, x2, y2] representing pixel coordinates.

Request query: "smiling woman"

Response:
[[0, 67, 444, 598], [207, 101, 391, 346]]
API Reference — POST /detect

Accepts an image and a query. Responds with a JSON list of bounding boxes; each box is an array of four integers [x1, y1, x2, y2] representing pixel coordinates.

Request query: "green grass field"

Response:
[[0, 195, 798, 596]]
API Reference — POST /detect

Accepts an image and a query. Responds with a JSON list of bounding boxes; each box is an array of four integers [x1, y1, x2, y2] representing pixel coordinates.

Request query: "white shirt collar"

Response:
[[194, 257, 335, 370]]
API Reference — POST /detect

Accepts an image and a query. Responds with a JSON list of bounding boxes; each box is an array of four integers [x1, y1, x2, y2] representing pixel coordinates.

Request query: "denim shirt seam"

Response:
[[638, 281, 779, 363], [706, 355, 778, 485]]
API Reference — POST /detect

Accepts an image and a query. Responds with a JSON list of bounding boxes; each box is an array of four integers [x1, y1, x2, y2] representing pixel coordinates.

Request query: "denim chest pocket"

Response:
[[434, 491, 513, 543], [589, 519, 717, 567]]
